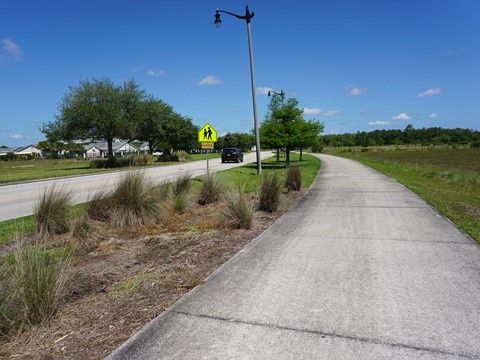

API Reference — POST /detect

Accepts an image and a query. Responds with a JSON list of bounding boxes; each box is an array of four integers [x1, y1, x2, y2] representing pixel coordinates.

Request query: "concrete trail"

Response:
[[107, 154, 480, 359]]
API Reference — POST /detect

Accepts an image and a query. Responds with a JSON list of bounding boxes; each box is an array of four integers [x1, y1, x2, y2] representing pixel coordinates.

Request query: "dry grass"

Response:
[[0, 186, 306, 359], [198, 174, 222, 205], [222, 189, 254, 230], [109, 171, 165, 228], [10, 237, 72, 326], [34, 186, 72, 238], [173, 172, 192, 195], [86, 190, 113, 222], [286, 165, 302, 191], [258, 173, 283, 212]]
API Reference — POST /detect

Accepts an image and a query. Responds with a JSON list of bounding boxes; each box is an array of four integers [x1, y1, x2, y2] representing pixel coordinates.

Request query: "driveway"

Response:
[[107, 154, 480, 359]]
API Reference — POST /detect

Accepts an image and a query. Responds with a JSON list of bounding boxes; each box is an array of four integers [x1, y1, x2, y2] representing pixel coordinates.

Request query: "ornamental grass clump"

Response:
[[173, 172, 192, 196], [198, 174, 222, 205], [173, 192, 188, 213], [285, 165, 302, 191], [0, 261, 11, 336], [85, 190, 114, 222], [34, 186, 72, 238], [12, 238, 72, 325], [222, 189, 254, 230], [109, 171, 164, 228], [258, 173, 282, 212]]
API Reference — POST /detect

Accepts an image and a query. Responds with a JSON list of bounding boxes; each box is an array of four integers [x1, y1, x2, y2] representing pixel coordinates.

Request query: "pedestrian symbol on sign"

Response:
[[198, 123, 217, 143]]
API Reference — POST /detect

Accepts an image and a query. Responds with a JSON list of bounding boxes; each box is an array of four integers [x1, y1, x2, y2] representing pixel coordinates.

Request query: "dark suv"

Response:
[[221, 147, 243, 163]]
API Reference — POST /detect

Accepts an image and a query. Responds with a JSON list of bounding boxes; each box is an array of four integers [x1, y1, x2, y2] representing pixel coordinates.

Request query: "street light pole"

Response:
[[214, 6, 262, 175]]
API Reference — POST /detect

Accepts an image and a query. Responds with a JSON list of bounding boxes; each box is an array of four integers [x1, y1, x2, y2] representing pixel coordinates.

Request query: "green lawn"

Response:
[[0, 154, 224, 184], [327, 147, 480, 243]]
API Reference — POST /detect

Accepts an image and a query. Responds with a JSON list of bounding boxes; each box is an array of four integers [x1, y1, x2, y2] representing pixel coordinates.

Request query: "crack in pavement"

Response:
[[168, 309, 477, 359]]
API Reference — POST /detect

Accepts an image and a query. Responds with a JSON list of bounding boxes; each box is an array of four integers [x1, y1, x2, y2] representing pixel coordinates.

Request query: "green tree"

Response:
[[43, 78, 145, 159], [296, 119, 324, 161], [155, 113, 198, 154], [216, 132, 255, 152], [261, 95, 323, 166], [135, 96, 174, 154]]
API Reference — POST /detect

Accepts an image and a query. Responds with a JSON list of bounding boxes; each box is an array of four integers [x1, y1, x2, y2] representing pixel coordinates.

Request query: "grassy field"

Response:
[[326, 147, 480, 243], [0, 153, 320, 245], [0, 153, 222, 184]]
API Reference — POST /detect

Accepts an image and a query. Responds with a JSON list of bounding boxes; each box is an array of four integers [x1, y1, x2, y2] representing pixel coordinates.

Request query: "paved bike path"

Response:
[[107, 154, 480, 359]]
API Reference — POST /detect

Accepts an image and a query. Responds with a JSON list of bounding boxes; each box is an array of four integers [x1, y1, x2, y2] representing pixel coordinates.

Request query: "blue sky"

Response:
[[1, 0, 479, 147]]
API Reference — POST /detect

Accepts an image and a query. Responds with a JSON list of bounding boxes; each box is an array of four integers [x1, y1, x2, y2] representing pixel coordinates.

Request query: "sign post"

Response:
[[198, 123, 217, 176]]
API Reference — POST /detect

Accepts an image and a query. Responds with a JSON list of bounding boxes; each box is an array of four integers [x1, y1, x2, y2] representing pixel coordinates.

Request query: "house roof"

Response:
[[84, 141, 135, 152], [0, 147, 17, 154]]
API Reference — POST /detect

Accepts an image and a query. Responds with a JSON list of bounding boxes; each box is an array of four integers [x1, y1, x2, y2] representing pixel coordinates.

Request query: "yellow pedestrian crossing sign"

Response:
[[198, 123, 217, 143]]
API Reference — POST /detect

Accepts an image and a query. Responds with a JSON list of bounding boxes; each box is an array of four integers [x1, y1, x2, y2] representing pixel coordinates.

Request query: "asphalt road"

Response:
[[0, 151, 271, 222], [107, 153, 480, 360]]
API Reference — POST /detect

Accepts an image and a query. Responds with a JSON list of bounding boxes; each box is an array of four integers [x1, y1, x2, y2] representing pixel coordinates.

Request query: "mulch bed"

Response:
[[1, 191, 303, 359]]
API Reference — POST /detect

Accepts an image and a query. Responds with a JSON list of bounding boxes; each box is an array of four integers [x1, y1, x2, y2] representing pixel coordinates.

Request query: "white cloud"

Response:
[[303, 108, 339, 116], [429, 113, 438, 119], [257, 86, 274, 95], [3, 38, 22, 61], [345, 85, 367, 96], [392, 113, 411, 121], [319, 110, 339, 116], [197, 75, 222, 86], [418, 88, 441, 97], [368, 121, 390, 126], [303, 107, 321, 115], [147, 69, 165, 78], [1, 38, 22, 64], [9, 133, 29, 140]]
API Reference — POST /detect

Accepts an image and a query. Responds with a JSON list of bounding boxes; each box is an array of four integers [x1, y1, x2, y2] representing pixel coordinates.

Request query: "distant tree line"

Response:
[[321, 124, 480, 147], [215, 132, 255, 152]]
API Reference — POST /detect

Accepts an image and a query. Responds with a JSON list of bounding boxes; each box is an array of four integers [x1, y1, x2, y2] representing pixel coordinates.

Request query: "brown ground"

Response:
[[1, 191, 304, 359]]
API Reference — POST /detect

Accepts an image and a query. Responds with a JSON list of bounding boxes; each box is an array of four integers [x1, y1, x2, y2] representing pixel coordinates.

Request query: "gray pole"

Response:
[[246, 21, 262, 175]]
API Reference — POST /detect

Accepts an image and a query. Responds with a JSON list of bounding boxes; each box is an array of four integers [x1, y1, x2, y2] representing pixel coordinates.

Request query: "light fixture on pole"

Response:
[[214, 5, 262, 175], [268, 89, 285, 106]]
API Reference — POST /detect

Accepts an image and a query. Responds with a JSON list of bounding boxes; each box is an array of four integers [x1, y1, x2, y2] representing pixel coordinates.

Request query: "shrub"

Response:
[[198, 174, 222, 205], [34, 186, 72, 238], [173, 172, 192, 195], [285, 165, 302, 191], [131, 155, 155, 166], [89, 157, 133, 169], [109, 171, 164, 228], [258, 173, 282, 212], [157, 153, 179, 162], [222, 189, 254, 229], [176, 151, 190, 162], [12, 238, 72, 325], [471, 141, 480, 149]]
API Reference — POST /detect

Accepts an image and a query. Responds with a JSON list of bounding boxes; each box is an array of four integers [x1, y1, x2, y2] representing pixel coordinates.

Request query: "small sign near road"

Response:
[[201, 142, 214, 150], [198, 123, 217, 143]]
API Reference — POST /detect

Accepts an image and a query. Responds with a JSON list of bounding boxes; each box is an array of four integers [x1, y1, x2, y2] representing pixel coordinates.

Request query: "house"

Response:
[[136, 142, 151, 155], [0, 145, 42, 157], [0, 147, 17, 156], [83, 140, 136, 158]]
